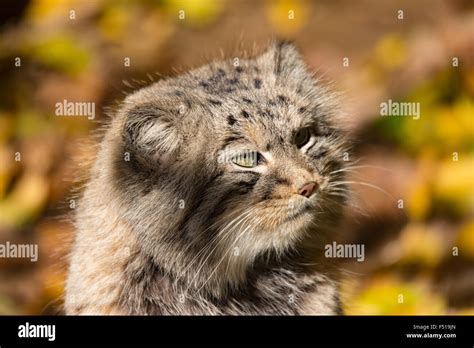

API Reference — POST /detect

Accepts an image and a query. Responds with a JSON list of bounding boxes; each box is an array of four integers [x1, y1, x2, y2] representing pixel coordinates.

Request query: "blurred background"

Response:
[[0, 0, 472, 315]]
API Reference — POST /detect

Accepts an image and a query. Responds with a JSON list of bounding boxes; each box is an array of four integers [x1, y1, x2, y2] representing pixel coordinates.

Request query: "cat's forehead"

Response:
[[167, 56, 318, 125], [186, 54, 275, 92], [122, 42, 337, 135]]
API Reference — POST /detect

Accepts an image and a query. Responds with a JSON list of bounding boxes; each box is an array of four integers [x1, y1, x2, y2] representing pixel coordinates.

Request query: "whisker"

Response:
[[194, 214, 256, 295], [328, 180, 395, 200], [180, 205, 252, 276], [184, 205, 260, 294], [329, 164, 392, 175]]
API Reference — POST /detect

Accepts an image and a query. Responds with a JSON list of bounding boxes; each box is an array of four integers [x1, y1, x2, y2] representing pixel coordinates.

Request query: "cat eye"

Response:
[[294, 128, 310, 148], [231, 151, 263, 168]]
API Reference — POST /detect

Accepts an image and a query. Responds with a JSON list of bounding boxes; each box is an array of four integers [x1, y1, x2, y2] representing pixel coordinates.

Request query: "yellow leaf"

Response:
[[407, 181, 431, 221], [434, 156, 474, 215], [373, 35, 407, 70], [164, 0, 223, 27], [456, 221, 474, 260], [406, 159, 435, 221], [345, 276, 445, 315], [98, 5, 130, 42], [0, 173, 49, 228], [399, 223, 443, 267], [26, 0, 80, 23], [265, 0, 308, 36]]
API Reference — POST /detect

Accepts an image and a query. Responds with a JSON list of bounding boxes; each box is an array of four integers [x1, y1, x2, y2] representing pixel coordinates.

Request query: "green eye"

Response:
[[294, 128, 310, 148], [231, 151, 260, 168]]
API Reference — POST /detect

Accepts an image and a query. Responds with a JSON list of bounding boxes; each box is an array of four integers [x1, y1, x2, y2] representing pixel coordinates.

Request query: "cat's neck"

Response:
[[118, 241, 338, 314]]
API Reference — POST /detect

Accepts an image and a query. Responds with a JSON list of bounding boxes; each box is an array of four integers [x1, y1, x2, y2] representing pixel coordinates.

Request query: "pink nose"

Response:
[[298, 182, 318, 198]]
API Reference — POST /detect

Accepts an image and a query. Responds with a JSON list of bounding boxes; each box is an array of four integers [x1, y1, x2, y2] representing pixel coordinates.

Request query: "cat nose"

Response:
[[298, 181, 318, 198]]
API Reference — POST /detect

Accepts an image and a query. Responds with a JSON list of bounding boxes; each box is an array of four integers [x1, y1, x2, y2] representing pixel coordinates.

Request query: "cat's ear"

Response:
[[258, 40, 312, 84], [122, 102, 180, 165]]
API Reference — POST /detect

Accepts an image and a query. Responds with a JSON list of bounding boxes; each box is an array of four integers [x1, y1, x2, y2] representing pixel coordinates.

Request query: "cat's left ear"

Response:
[[258, 40, 312, 86], [121, 100, 181, 167]]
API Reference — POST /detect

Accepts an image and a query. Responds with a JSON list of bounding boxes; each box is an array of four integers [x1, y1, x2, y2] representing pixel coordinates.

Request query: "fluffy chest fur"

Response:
[[119, 251, 340, 315]]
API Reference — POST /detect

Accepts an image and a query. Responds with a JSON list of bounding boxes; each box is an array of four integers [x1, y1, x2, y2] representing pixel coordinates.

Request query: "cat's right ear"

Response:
[[121, 103, 180, 165]]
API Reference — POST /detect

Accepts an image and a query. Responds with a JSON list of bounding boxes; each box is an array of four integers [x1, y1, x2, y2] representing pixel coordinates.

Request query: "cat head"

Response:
[[113, 42, 349, 292]]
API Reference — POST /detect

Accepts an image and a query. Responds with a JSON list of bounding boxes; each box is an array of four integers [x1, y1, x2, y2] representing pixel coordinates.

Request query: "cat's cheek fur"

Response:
[[65, 188, 136, 314]]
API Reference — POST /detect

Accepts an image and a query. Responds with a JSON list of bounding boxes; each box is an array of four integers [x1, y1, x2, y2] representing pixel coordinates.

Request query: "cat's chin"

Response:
[[283, 212, 315, 234], [258, 210, 316, 251]]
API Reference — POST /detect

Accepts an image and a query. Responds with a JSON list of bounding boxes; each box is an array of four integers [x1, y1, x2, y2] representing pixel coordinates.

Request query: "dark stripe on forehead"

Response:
[[277, 95, 288, 104], [222, 135, 245, 146], [227, 114, 237, 125], [257, 109, 274, 119], [208, 99, 222, 106], [241, 110, 251, 118]]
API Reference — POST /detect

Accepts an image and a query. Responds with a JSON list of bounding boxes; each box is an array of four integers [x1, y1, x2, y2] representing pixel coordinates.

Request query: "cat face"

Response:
[[116, 42, 348, 285]]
